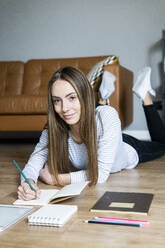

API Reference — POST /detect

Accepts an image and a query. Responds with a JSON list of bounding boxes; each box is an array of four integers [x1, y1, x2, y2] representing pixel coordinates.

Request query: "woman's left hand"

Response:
[[39, 163, 71, 186], [39, 163, 56, 185]]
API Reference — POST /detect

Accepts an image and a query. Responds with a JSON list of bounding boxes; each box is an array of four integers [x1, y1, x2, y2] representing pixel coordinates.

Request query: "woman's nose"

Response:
[[62, 100, 69, 112]]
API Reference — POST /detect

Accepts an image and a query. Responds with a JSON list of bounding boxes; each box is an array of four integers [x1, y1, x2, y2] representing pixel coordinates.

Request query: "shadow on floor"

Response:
[[0, 131, 41, 144]]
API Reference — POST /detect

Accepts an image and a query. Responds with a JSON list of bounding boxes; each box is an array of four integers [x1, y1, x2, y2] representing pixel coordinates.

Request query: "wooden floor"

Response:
[[0, 139, 165, 248]]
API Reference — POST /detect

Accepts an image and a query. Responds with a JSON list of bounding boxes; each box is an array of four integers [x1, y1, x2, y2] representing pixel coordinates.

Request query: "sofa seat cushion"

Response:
[[0, 95, 47, 114]]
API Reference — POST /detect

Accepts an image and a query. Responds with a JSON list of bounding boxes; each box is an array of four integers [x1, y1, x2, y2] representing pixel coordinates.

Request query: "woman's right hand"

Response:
[[17, 179, 40, 201]]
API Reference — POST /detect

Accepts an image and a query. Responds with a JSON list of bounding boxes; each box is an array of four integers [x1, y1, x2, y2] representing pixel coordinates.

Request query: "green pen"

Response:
[[13, 160, 35, 191]]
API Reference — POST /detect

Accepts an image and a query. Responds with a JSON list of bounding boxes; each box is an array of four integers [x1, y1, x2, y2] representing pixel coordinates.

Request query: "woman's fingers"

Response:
[[17, 180, 40, 200]]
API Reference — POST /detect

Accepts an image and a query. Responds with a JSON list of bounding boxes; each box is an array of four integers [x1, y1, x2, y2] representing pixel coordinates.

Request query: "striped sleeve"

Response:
[[21, 129, 48, 184], [70, 170, 87, 183], [96, 106, 122, 183]]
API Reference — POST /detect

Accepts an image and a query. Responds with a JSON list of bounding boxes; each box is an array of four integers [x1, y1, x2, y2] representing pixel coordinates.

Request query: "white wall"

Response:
[[0, 0, 165, 131]]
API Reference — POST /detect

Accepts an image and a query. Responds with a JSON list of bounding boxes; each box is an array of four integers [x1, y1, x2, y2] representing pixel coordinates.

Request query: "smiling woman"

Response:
[[51, 79, 81, 127], [17, 66, 165, 202], [46, 67, 98, 188]]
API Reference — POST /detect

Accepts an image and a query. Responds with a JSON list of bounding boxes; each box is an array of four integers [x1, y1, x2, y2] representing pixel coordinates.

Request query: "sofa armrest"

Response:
[[104, 64, 133, 129]]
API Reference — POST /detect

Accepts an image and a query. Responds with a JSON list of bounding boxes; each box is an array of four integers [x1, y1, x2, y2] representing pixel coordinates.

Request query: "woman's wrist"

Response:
[[21, 178, 35, 185], [58, 173, 71, 186]]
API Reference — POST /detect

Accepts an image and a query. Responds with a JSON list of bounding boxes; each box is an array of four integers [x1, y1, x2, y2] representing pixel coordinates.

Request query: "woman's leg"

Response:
[[143, 102, 165, 143], [124, 67, 165, 163], [133, 68, 165, 143], [122, 133, 165, 163]]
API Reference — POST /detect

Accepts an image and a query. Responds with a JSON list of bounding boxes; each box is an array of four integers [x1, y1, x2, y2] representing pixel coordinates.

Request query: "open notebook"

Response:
[[13, 182, 88, 206], [28, 204, 77, 227]]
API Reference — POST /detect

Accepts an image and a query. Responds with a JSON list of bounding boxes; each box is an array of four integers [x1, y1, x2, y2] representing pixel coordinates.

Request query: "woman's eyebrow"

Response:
[[52, 96, 60, 99], [66, 92, 77, 97], [52, 92, 76, 98]]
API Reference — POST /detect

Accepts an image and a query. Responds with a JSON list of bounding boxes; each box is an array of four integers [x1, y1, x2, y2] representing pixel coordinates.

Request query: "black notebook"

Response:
[[90, 192, 154, 215]]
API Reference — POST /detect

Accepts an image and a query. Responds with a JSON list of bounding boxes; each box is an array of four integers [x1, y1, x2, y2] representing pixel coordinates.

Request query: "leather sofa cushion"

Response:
[[0, 96, 47, 114], [23, 56, 108, 95], [0, 61, 24, 96]]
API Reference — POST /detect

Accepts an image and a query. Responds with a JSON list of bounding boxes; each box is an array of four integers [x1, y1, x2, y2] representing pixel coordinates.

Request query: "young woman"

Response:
[[17, 66, 165, 201]]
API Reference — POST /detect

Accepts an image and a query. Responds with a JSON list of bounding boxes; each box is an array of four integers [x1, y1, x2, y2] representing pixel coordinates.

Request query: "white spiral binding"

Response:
[[28, 215, 61, 226]]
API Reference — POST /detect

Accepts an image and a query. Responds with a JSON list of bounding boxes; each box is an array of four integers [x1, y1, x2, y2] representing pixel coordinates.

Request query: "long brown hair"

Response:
[[48, 66, 98, 185]]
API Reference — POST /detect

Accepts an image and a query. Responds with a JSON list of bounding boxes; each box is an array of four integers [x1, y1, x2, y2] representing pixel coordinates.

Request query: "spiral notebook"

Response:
[[28, 204, 78, 227]]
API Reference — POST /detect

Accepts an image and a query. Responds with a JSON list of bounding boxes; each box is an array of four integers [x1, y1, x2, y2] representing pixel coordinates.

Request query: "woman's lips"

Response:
[[63, 113, 75, 120]]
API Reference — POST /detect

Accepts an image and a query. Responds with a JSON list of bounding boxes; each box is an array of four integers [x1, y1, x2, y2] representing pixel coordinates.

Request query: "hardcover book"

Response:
[[90, 192, 154, 215]]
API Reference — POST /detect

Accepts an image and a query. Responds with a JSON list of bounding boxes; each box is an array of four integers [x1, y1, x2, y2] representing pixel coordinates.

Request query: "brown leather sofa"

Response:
[[0, 56, 133, 131]]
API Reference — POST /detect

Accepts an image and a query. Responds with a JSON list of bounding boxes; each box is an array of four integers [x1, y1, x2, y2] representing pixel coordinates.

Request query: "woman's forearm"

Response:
[[39, 164, 71, 186]]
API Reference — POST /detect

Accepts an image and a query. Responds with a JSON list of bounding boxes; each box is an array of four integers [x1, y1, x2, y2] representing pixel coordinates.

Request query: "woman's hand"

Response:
[[39, 163, 56, 185], [39, 163, 71, 186], [17, 179, 40, 201]]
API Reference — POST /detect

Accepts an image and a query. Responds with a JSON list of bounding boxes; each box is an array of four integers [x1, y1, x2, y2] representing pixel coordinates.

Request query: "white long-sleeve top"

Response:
[[22, 105, 139, 184]]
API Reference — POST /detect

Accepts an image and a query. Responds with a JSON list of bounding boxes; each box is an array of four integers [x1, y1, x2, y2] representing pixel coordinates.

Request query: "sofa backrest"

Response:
[[0, 61, 24, 96], [0, 56, 109, 97], [23, 56, 108, 95]]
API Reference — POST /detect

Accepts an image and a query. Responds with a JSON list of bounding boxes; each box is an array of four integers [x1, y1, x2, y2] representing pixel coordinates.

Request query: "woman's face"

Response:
[[51, 79, 81, 127]]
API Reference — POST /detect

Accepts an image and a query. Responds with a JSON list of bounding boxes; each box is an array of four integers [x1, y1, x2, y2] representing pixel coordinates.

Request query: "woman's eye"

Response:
[[69, 95, 77, 101], [53, 99, 60, 105]]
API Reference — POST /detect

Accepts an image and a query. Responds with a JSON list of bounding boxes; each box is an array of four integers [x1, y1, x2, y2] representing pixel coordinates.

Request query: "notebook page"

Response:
[[13, 189, 59, 206], [54, 182, 88, 199]]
